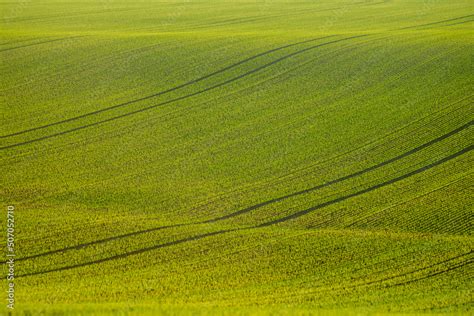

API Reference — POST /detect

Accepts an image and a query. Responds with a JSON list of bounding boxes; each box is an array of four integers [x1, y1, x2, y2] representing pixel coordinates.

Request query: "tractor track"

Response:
[[15, 145, 471, 276], [0, 35, 338, 139], [7, 121, 470, 264]]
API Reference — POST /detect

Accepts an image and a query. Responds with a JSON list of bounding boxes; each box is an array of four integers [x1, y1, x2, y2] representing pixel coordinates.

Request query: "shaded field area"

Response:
[[0, 0, 473, 315]]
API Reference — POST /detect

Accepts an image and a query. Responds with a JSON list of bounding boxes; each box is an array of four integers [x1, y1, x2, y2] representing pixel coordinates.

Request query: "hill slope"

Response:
[[0, 0, 473, 315]]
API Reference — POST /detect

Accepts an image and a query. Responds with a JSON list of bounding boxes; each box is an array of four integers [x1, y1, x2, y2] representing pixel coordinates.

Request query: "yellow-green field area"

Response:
[[0, 0, 473, 315]]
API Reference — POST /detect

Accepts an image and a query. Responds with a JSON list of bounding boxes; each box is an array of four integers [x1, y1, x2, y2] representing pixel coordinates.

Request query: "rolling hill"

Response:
[[0, 0, 473, 315]]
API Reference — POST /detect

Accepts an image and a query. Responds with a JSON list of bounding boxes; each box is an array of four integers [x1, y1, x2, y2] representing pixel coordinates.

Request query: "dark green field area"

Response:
[[0, 0, 473, 315]]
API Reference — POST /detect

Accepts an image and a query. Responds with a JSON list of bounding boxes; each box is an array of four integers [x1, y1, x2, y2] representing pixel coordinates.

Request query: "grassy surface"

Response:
[[0, 0, 473, 315]]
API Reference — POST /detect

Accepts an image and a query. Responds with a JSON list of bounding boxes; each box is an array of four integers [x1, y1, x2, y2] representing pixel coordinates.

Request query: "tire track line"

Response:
[[15, 145, 471, 276], [266, 250, 473, 303], [1, 35, 391, 165], [257, 145, 472, 227], [0, 36, 85, 53], [363, 251, 473, 288], [397, 14, 474, 30], [345, 172, 472, 229], [443, 19, 474, 27], [7, 121, 470, 263], [17, 228, 240, 278], [6, 223, 186, 263], [291, 154, 461, 229], [1, 35, 338, 139], [0, 36, 55, 47], [1, 35, 369, 150], [206, 121, 472, 224], [135, 0, 384, 33]]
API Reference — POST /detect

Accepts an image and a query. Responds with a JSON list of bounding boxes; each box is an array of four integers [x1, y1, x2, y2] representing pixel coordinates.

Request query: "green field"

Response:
[[0, 0, 473, 315]]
